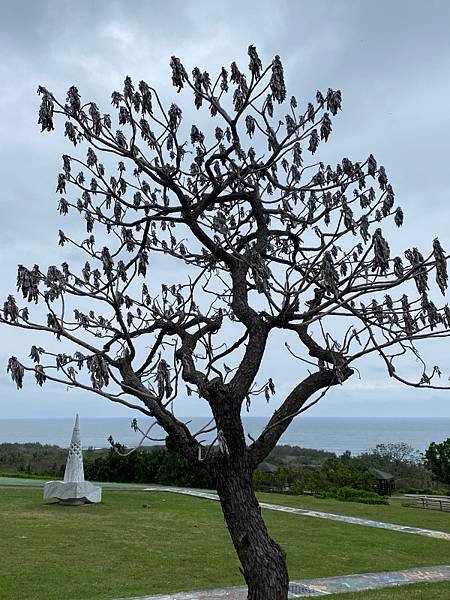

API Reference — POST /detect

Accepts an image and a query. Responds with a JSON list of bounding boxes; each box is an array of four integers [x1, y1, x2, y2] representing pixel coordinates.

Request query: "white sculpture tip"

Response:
[[64, 414, 84, 483]]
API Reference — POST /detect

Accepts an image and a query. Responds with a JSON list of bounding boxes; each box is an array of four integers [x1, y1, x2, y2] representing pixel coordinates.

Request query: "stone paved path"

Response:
[[145, 487, 450, 541], [118, 565, 450, 599]]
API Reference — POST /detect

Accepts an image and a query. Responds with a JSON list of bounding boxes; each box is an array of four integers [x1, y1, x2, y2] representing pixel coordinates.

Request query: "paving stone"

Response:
[[117, 565, 450, 599]]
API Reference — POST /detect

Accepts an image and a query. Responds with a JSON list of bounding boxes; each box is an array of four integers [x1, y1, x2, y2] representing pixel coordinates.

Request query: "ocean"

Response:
[[0, 417, 449, 455]]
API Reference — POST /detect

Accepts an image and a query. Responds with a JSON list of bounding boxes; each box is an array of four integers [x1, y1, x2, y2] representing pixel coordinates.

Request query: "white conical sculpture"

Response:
[[43, 415, 101, 504], [63, 414, 84, 483]]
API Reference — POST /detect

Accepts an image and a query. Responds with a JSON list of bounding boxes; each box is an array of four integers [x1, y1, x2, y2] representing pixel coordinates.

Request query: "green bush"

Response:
[[287, 479, 305, 496], [304, 458, 376, 493], [84, 445, 215, 489], [253, 457, 376, 497], [154, 448, 215, 489], [253, 466, 305, 493], [315, 485, 388, 505], [336, 486, 381, 500]]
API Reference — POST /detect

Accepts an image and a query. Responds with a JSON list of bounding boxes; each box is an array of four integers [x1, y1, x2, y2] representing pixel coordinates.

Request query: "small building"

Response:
[[369, 468, 395, 496]]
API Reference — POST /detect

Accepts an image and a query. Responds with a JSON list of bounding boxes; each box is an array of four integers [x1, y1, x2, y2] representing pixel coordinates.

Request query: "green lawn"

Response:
[[1, 489, 449, 600], [258, 492, 450, 534], [326, 581, 450, 599]]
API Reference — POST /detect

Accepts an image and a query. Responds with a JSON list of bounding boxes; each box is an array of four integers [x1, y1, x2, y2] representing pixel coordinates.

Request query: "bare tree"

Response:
[[2, 46, 450, 599]]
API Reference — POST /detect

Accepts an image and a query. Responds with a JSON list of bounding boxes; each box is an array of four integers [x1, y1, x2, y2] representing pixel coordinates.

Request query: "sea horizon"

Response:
[[4, 415, 447, 420], [1, 416, 449, 455]]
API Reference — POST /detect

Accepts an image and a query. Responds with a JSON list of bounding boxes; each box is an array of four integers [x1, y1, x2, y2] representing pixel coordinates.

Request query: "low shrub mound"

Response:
[[315, 486, 388, 505]]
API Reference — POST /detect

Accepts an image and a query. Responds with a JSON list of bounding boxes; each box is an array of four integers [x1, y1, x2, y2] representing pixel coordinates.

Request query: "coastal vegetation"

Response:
[[0, 443, 68, 477], [1, 441, 448, 496]]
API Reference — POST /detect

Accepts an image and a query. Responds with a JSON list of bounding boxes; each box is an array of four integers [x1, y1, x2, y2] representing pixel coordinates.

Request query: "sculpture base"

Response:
[[43, 480, 102, 504]]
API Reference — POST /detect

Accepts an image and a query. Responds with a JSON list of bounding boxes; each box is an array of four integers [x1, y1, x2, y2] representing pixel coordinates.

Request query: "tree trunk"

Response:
[[215, 461, 289, 599]]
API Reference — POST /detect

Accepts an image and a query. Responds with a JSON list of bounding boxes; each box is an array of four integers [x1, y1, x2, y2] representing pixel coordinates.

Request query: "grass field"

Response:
[[325, 581, 450, 599], [1, 488, 450, 600], [257, 492, 450, 534]]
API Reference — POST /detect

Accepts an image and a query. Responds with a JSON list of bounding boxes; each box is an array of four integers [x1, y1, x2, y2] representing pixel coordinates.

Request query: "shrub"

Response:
[[154, 448, 215, 489], [315, 485, 388, 505], [305, 458, 375, 493], [253, 466, 305, 493], [84, 445, 215, 488], [352, 497, 388, 505], [287, 480, 305, 496]]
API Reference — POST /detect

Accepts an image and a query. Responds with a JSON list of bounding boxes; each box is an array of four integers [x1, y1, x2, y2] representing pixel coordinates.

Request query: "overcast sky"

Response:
[[1, 0, 450, 420]]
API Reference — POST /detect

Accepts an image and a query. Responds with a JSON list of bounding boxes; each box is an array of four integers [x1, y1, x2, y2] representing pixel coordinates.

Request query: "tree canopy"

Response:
[[3, 48, 449, 461], [426, 438, 450, 484], [2, 44, 450, 599]]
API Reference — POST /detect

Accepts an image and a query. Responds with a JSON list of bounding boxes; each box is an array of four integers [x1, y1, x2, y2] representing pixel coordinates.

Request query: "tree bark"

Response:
[[215, 460, 289, 600]]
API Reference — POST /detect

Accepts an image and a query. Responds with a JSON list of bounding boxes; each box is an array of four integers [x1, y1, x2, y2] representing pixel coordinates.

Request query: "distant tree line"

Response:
[[256, 442, 449, 496], [266, 445, 336, 466], [0, 443, 67, 477], [1, 441, 448, 494], [253, 457, 378, 497], [0, 442, 214, 488]]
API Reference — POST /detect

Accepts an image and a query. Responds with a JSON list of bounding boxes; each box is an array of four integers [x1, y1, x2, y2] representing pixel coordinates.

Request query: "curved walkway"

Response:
[[145, 487, 450, 541], [118, 565, 450, 599]]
